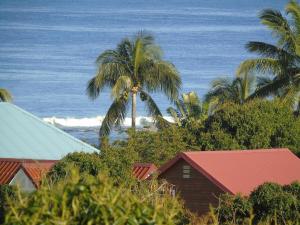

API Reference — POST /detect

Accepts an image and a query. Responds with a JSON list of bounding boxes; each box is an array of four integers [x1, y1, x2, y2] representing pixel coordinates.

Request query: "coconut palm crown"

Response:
[[0, 88, 13, 102], [87, 32, 181, 136], [237, 0, 300, 101], [167, 92, 206, 127]]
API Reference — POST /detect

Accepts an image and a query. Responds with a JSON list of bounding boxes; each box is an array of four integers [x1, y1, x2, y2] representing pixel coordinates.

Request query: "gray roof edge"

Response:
[[1, 102, 99, 153]]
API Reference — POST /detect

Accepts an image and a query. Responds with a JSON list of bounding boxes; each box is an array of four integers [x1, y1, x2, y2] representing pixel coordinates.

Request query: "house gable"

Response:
[[159, 158, 225, 214], [9, 168, 36, 192]]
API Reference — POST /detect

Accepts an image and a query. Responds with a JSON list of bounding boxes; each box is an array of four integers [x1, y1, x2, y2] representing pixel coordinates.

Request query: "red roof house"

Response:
[[0, 158, 57, 191], [158, 148, 300, 215], [132, 163, 157, 180]]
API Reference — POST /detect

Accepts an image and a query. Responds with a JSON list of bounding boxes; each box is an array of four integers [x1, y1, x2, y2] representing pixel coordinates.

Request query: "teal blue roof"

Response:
[[0, 103, 98, 160]]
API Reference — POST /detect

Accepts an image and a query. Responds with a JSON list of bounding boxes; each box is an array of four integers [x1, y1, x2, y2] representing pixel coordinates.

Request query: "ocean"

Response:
[[0, 0, 287, 145]]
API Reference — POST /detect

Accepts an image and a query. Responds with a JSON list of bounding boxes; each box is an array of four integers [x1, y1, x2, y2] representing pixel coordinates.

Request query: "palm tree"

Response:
[[167, 92, 206, 127], [205, 73, 255, 106], [87, 32, 181, 136], [0, 88, 13, 102], [237, 0, 300, 100]]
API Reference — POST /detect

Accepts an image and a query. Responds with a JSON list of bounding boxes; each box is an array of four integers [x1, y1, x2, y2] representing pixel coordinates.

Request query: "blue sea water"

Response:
[[0, 0, 287, 145]]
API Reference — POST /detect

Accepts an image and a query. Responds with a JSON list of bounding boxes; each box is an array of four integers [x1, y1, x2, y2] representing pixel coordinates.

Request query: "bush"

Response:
[[47, 152, 103, 182], [283, 181, 300, 200], [198, 100, 300, 155], [106, 127, 189, 166], [250, 182, 300, 223], [100, 137, 138, 183], [215, 193, 252, 224], [4, 169, 185, 225], [0, 185, 17, 224]]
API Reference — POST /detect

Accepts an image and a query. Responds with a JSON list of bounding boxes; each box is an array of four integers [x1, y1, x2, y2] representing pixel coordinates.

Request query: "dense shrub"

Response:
[[215, 193, 252, 224], [283, 181, 300, 200], [250, 182, 300, 224], [212, 182, 300, 224], [99, 136, 138, 183], [197, 100, 300, 156], [4, 169, 185, 225], [108, 127, 189, 166], [47, 152, 103, 182], [0, 185, 16, 224]]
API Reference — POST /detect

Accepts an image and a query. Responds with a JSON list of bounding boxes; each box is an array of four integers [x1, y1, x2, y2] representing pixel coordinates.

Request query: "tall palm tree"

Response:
[[205, 73, 255, 106], [87, 32, 181, 136], [237, 0, 300, 100], [0, 88, 13, 102], [167, 92, 206, 127]]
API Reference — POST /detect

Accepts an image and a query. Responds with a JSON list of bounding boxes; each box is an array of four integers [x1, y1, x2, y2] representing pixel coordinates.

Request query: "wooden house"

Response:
[[158, 148, 300, 215]]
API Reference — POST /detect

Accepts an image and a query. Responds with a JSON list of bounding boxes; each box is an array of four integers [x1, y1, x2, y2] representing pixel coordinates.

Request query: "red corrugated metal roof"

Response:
[[159, 148, 300, 195], [133, 163, 157, 180], [0, 158, 57, 187]]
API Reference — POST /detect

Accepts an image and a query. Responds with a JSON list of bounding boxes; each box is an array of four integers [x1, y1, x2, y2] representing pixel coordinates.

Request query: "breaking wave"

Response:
[[43, 116, 174, 128]]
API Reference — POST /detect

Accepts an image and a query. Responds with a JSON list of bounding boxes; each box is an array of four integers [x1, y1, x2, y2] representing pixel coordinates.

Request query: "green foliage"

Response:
[[283, 181, 300, 200], [166, 91, 208, 127], [250, 182, 300, 224], [47, 152, 103, 182], [0, 185, 16, 224], [99, 136, 138, 183], [213, 182, 300, 224], [124, 127, 188, 166], [4, 169, 185, 225], [197, 100, 300, 155], [205, 73, 256, 106], [237, 1, 300, 102], [215, 193, 252, 224]]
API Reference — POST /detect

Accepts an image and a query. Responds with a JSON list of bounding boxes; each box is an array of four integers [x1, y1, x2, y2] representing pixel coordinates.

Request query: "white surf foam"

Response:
[[43, 116, 174, 128]]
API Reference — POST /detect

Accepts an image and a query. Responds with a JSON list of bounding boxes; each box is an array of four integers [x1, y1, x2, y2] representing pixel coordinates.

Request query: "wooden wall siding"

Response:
[[159, 158, 225, 215]]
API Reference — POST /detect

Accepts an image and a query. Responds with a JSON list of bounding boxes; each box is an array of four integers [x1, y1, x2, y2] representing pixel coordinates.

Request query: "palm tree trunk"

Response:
[[131, 91, 137, 129]]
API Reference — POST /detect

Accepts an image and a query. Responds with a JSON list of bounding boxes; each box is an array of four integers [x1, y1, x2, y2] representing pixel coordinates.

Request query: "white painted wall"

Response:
[[9, 168, 36, 192]]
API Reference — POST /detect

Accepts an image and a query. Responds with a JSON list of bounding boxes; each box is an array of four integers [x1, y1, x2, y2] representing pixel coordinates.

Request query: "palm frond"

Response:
[[140, 90, 162, 120], [175, 99, 187, 118], [112, 75, 132, 98], [259, 9, 296, 51], [246, 41, 294, 61], [286, 1, 300, 42], [182, 92, 202, 117], [99, 94, 129, 137], [248, 76, 290, 99], [256, 76, 273, 89], [166, 107, 181, 125], [0, 88, 13, 102], [145, 61, 181, 101], [237, 58, 282, 76], [86, 63, 128, 100]]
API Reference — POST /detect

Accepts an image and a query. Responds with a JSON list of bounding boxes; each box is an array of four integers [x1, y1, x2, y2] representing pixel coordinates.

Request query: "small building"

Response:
[[132, 163, 157, 180], [0, 158, 57, 191], [0, 102, 98, 160], [0, 102, 98, 190], [158, 148, 300, 215]]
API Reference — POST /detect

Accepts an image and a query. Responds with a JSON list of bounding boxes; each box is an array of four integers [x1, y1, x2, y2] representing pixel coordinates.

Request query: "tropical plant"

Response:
[[4, 168, 185, 225], [205, 73, 255, 106], [0, 88, 12, 102], [166, 91, 207, 127], [86, 31, 181, 137], [197, 99, 300, 155], [237, 0, 300, 102], [47, 152, 103, 183]]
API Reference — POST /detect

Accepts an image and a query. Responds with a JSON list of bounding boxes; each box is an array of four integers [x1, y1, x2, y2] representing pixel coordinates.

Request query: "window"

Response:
[[182, 165, 191, 178]]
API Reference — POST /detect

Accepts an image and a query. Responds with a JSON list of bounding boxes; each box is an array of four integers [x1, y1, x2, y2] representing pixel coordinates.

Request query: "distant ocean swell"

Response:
[[43, 116, 174, 128]]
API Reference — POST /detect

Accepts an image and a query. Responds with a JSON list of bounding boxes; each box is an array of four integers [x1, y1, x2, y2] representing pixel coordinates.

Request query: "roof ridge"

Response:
[[0, 158, 58, 162], [4, 103, 98, 152], [183, 148, 289, 154]]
